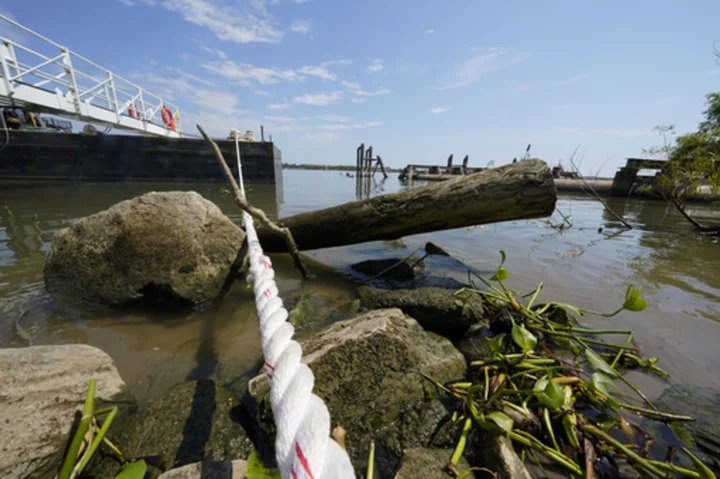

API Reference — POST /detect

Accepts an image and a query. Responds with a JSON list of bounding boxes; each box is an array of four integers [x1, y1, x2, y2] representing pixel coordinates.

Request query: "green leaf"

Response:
[[593, 412, 616, 432], [562, 413, 580, 449], [490, 267, 509, 281], [585, 348, 617, 377], [486, 411, 514, 433], [246, 451, 282, 479], [499, 250, 507, 268], [485, 334, 506, 355], [454, 298, 465, 307], [591, 372, 615, 396], [533, 377, 549, 392], [535, 381, 564, 412], [623, 285, 648, 312], [511, 323, 537, 352], [681, 447, 716, 479], [115, 460, 146, 479]]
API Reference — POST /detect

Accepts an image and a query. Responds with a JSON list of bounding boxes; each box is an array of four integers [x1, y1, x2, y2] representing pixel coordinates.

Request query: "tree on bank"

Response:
[[646, 92, 720, 233]]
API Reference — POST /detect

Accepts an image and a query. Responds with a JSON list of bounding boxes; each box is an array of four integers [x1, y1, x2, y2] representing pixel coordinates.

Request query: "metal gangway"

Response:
[[0, 14, 182, 137]]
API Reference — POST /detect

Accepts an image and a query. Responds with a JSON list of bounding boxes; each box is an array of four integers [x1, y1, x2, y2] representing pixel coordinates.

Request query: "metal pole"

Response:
[[261, 124, 265, 142]]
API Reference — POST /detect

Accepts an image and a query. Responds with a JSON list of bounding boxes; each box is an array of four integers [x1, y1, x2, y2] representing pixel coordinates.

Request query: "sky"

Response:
[[0, 0, 719, 175]]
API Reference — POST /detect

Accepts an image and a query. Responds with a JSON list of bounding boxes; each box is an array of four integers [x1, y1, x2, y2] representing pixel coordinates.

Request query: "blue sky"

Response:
[[1, 0, 719, 175]]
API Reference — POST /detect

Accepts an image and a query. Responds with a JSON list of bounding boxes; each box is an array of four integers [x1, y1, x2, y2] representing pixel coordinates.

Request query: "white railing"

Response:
[[0, 14, 182, 137]]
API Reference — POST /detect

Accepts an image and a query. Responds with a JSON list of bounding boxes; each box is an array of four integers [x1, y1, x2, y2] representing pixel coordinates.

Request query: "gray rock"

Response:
[[248, 309, 466, 475], [656, 384, 720, 461], [477, 435, 532, 479], [0, 345, 135, 479], [45, 191, 245, 306], [90, 379, 254, 477], [351, 257, 425, 281], [158, 460, 247, 479], [394, 447, 469, 478], [359, 287, 485, 336]]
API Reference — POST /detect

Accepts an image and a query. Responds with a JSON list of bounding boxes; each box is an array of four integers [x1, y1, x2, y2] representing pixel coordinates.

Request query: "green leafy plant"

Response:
[[57, 380, 145, 479], [433, 252, 716, 478]]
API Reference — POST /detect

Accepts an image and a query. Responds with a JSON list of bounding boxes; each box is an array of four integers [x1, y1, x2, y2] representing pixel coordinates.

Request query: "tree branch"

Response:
[[197, 125, 309, 279]]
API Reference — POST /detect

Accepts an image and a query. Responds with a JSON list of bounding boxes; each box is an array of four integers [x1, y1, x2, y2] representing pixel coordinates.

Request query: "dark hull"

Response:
[[0, 130, 282, 183]]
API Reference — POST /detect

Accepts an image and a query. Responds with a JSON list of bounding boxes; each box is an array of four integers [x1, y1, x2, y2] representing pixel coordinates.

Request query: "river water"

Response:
[[1, 170, 719, 405]]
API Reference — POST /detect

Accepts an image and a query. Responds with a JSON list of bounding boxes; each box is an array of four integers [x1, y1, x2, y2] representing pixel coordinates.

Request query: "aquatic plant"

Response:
[[57, 380, 145, 479], [429, 252, 716, 478]]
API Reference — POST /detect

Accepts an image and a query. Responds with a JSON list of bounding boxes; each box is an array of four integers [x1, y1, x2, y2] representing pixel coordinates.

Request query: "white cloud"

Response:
[[264, 115, 295, 123], [200, 45, 227, 59], [179, 52, 189, 61], [194, 89, 239, 116], [340, 80, 361, 90], [267, 103, 290, 110], [558, 73, 592, 86], [367, 59, 384, 74], [119, 0, 156, 5], [316, 114, 350, 122], [318, 120, 382, 130], [292, 91, 343, 106], [290, 18, 312, 35], [160, 0, 283, 44], [429, 107, 449, 114], [426, 29, 435, 34], [351, 98, 366, 104], [203, 60, 300, 85], [438, 48, 530, 89], [305, 131, 339, 143], [298, 65, 336, 81], [292, 0, 310, 3], [554, 127, 653, 138]]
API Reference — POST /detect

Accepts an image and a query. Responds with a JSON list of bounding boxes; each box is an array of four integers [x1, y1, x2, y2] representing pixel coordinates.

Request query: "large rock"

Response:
[[394, 447, 470, 478], [158, 460, 247, 479], [0, 345, 135, 479], [359, 287, 485, 336], [477, 435, 532, 479], [44, 191, 245, 306], [248, 308, 466, 476]]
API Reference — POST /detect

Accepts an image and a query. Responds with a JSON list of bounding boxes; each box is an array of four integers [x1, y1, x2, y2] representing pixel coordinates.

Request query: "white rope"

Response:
[[235, 137, 355, 479]]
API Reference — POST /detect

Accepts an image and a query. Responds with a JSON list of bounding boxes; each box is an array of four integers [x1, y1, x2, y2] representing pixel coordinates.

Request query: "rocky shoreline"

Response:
[[3, 191, 718, 479]]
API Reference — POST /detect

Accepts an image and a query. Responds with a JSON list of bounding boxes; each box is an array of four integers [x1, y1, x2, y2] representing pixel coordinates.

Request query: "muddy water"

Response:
[[1, 170, 719, 405]]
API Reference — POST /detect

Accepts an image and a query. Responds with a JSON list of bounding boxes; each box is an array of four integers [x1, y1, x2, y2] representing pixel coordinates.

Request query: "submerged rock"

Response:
[[248, 308, 466, 476], [44, 191, 245, 307], [157, 460, 247, 479], [0, 345, 135, 479], [359, 286, 485, 336], [351, 257, 425, 282], [424, 241, 451, 256], [656, 384, 720, 461], [393, 447, 469, 478], [91, 379, 254, 476]]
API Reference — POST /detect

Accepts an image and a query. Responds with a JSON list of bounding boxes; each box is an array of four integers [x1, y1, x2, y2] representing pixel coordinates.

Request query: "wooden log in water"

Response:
[[258, 159, 557, 252]]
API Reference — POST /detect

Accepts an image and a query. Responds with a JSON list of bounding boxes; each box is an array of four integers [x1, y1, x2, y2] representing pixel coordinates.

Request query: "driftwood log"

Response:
[[258, 159, 557, 252]]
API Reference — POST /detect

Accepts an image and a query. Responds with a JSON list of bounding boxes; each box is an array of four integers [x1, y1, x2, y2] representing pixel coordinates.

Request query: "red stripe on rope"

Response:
[[295, 441, 315, 479]]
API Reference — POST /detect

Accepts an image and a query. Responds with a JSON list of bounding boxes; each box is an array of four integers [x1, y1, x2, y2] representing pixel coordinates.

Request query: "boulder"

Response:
[[90, 379, 255, 477], [359, 287, 485, 336], [0, 345, 135, 479], [44, 191, 245, 306], [656, 384, 720, 461], [158, 460, 247, 479], [477, 435, 532, 479], [393, 447, 469, 479], [248, 308, 466, 476]]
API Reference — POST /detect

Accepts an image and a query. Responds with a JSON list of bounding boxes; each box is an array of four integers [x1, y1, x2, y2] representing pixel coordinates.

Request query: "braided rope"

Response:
[[236, 139, 355, 479]]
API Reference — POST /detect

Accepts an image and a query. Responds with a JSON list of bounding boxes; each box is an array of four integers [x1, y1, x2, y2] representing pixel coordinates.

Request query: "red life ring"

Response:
[[161, 107, 175, 131]]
